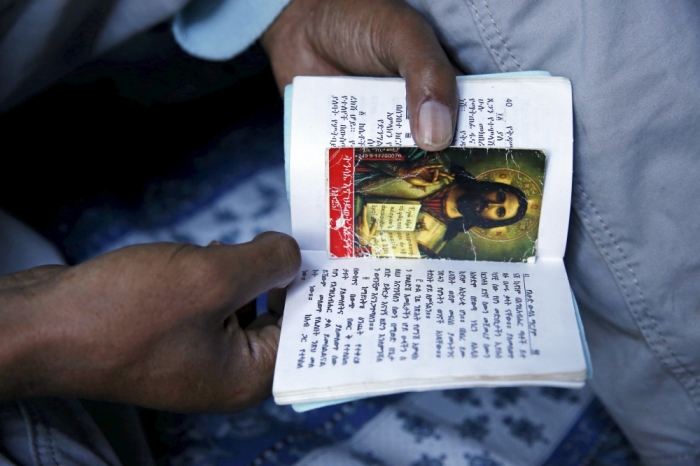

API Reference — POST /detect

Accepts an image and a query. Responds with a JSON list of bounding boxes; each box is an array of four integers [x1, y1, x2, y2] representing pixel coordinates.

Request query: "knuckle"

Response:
[[255, 232, 301, 283], [273, 234, 302, 274]]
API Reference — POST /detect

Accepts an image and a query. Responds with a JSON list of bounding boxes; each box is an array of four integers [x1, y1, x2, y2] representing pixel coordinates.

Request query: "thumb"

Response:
[[378, 3, 458, 151]]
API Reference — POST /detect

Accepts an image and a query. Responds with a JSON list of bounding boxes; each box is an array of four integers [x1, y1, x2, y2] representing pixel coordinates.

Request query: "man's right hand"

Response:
[[0, 232, 300, 412], [261, 0, 459, 152], [398, 164, 455, 187]]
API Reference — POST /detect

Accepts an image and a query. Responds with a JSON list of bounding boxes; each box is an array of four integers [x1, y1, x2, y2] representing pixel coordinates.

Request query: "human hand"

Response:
[[0, 233, 300, 412], [398, 164, 454, 187], [261, 0, 458, 151]]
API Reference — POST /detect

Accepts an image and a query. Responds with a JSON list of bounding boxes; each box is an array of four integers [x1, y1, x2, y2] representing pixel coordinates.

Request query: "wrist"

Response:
[[0, 266, 65, 400]]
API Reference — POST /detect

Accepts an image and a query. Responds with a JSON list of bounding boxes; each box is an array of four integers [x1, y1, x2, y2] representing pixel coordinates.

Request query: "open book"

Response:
[[273, 73, 590, 411]]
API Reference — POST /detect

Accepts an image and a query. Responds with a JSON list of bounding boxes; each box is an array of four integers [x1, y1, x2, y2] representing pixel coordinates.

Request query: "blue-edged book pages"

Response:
[[276, 73, 590, 411]]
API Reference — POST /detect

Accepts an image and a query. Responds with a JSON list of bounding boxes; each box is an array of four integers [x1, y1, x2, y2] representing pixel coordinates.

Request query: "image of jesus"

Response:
[[355, 161, 529, 254]]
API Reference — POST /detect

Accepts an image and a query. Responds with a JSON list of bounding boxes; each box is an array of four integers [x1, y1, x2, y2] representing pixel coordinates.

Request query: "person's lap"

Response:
[[3, 1, 698, 463], [404, 0, 700, 462]]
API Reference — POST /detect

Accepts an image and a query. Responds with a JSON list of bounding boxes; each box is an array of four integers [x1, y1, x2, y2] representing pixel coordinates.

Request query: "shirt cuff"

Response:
[[172, 0, 290, 61]]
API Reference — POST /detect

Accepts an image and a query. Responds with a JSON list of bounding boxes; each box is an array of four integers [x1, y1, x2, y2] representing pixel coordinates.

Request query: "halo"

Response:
[[470, 168, 543, 242]]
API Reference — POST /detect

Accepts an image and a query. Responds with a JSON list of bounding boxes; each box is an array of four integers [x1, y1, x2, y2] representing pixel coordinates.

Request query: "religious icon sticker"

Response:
[[328, 147, 546, 262]]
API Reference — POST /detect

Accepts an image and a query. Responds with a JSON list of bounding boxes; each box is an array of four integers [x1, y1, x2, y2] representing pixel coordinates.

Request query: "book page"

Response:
[[289, 76, 572, 260], [368, 231, 420, 259], [273, 252, 587, 404], [365, 203, 420, 231], [360, 202, 421, 259]]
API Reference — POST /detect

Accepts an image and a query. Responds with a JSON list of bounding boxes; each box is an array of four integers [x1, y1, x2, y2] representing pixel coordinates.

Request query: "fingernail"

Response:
[[418, 100, 453, 149], [208, 240, 223, 247]]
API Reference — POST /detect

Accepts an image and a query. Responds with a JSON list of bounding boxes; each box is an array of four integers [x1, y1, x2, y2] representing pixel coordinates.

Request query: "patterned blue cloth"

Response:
[[156, 388, 636, 466]]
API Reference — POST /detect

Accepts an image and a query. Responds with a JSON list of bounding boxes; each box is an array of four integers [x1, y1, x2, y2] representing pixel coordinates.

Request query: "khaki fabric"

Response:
[[404, 0, 700, 463]]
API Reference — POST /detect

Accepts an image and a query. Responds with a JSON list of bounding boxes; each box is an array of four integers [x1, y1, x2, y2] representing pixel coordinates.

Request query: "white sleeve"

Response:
[[173, 0, 290, 61]]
